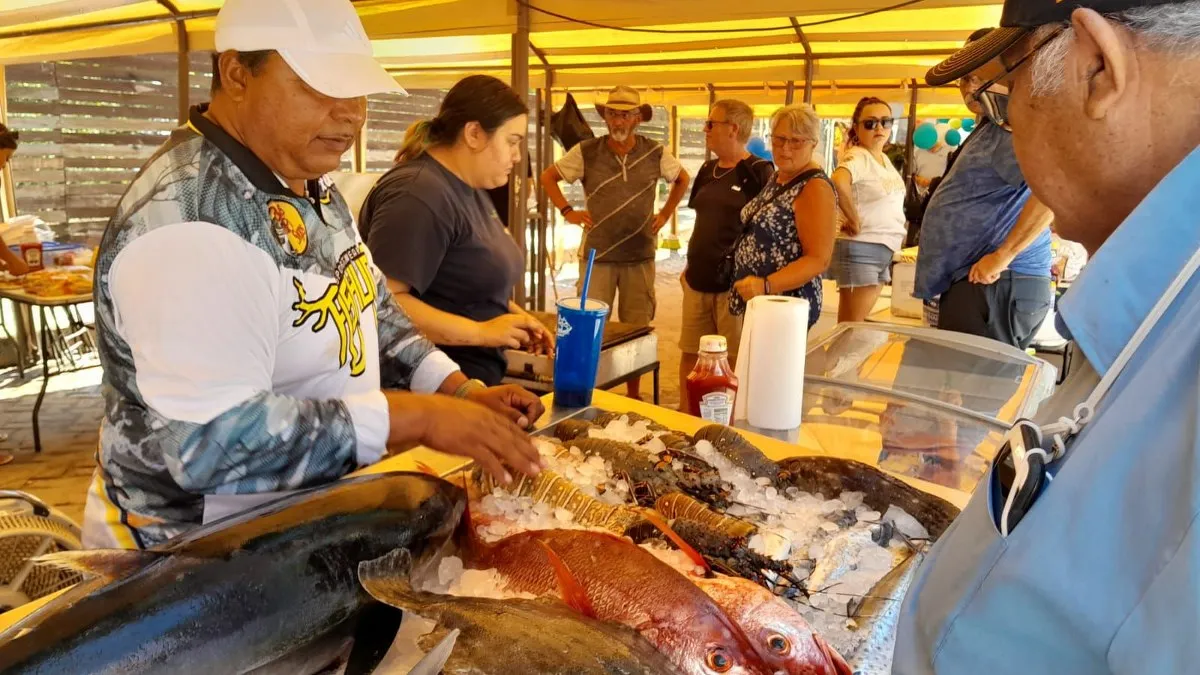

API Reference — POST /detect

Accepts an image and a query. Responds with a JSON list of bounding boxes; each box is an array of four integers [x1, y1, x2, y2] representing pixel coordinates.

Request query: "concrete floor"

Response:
[[0, 252, 852, 530]]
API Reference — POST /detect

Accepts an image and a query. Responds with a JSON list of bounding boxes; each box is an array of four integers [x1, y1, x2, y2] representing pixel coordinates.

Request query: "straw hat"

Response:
[[595, 86, 653, 122]]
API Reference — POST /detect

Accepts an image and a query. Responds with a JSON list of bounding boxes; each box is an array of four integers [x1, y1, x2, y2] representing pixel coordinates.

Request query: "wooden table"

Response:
[[0, 289, 98, 453], [0, 390, 970, 632]]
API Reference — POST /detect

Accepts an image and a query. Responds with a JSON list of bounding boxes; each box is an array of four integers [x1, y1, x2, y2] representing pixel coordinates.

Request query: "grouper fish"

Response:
[[0, 472, 464, 675], [359, 549, 683, 675]]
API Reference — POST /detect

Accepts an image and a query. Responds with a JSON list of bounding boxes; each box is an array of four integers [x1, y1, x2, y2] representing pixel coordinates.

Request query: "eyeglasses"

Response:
[[860, 117, 894, 131], [770, 135, 815, 150], [704, 119, 735, 132], [972, 26, 1066, 129], [604, 109, 640, 122]]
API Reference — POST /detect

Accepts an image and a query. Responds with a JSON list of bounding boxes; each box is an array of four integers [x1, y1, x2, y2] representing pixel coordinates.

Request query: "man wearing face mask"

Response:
[[541, 86, 690, 400], [896, 0, 1200, 670], [84, 0, 544, 549], [913, 28, 1055, 349]]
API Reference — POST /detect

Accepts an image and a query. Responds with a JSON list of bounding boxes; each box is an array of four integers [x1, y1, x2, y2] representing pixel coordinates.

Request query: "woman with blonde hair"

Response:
[[360, 75, 552, 386], [729, 104, 836, 329]]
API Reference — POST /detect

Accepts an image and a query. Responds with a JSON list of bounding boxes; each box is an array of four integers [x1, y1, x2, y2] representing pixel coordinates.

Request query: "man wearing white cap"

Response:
[[83, 0, 543, 549], [542, 85, 690, 400]]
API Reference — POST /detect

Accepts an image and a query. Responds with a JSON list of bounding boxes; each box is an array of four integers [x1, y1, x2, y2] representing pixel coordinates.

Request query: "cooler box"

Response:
[[890, 247, 922, 319]]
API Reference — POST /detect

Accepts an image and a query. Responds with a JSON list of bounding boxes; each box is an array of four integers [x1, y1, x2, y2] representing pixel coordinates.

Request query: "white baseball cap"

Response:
[[215, 0, 405, 99]]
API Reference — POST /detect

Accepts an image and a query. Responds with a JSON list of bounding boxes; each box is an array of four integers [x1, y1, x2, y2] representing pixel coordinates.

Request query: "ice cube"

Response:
[[554, 507, 574, 522], [858, 510, 882, 522], [839, 491, 865, 511], [820, 522, 840, 533], [755, 477, 772, 487], [437, 555, 464, 587], [765, 487, 778, 500], [884, 505, 930, 541]]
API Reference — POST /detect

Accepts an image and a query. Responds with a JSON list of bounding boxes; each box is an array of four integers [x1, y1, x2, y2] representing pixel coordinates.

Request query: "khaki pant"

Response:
[[578, 260, 656, 326], [679, 275, 742, 362]]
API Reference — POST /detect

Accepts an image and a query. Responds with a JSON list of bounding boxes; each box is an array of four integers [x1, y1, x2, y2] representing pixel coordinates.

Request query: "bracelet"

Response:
[[559, 204, 574, 216], [453, 378, 487, 399], [763, 276, 772, 295]]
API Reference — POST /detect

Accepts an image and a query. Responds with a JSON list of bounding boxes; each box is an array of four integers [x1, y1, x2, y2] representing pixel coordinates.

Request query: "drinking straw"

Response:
[[579, 248, 596, 309]]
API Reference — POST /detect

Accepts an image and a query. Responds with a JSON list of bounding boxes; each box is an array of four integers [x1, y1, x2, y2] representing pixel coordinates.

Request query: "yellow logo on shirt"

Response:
[[268, 200, 308, 256], [291, 244, 378, 376]]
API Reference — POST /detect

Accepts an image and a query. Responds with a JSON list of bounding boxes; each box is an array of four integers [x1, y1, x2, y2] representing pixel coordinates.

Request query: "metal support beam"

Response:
[[530, 44, 550, 68], [539, 69, 556, 311], [352, 128, 368, 173], [785, 80, 795, 105], [790, 17, 815, 104], [905, 79, 919, 180], [705, 83, 715, 162], [0, 67, 15, 221], [157, 0, 189, 124], [387, 48, 958, 75], [509, 0, 531, 308], [669, 105, 680, 237]]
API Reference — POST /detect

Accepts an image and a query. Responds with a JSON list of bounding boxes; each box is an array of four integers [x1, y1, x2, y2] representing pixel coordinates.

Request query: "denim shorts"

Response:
[[829, 239, 893, 288]]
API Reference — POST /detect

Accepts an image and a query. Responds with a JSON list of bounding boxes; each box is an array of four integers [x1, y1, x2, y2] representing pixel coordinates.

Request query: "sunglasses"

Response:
[[770, 135, 815, 150], [860, 117, 894, 131], [604, 109, 640, 122], [972, 26, 1066, 129], [703, 119, 735, 132]]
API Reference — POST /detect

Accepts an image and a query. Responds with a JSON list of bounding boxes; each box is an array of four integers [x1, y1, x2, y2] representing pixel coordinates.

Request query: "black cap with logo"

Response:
[[926, 0, 1183, 85]]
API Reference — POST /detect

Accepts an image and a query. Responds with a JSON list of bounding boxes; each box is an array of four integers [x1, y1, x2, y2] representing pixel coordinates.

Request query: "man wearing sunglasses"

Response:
[[896, 0, 1200, 672], [912, 28, 1055, 350]]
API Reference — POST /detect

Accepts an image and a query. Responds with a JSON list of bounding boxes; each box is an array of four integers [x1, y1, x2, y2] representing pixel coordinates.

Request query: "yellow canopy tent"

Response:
[[0, 0, 997, 304]]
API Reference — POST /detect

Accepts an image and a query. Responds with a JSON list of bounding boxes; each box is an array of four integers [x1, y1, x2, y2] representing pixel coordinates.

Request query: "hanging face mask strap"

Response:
[[1039, 244, 1200, 459]]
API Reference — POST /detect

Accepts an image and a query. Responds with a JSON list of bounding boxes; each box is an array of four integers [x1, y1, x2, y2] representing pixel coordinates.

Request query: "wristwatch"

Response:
[[453, 379, 487, 399], [559, 204, 574, 216]]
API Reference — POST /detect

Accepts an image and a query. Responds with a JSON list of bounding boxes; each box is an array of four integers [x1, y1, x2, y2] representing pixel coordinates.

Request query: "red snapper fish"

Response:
[[463, 527, 776, 675]]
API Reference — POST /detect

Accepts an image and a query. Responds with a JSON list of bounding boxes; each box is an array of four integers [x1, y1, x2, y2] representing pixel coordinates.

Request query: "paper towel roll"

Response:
[[733, 295, 809, 430]]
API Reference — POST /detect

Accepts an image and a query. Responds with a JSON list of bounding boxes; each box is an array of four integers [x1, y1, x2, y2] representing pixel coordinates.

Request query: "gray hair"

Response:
[[1031, 1, 1200, 96], [770, 103, 821, 141], [713, 99, 754, 143]]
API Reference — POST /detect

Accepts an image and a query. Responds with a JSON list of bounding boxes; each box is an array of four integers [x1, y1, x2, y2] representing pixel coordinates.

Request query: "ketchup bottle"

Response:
[[686, 335, 739, 425]]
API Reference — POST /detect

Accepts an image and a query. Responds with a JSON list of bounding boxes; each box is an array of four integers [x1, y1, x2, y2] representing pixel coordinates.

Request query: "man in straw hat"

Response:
[[83, 0, 543, 549], [542, 85, 690, 400], [896, 0, 1200, 671]]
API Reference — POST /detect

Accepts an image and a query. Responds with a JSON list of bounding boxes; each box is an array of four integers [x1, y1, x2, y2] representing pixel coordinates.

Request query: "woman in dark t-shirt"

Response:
[[359, 76, 552, 386]]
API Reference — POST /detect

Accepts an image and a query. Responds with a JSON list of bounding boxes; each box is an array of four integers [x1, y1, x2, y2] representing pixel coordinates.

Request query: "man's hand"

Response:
[[478, 313, 541, 349], [733, 275, 767, 302], [968, 251, 1012, 285], [650, 211, 671, 234], [564, 210, 594, 229], [2, 256, 29, 276], [467, 384, 546, 430], [401, 394, 542, 484]]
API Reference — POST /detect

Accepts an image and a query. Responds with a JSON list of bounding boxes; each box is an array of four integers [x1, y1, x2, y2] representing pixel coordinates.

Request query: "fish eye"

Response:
[[768, 633, 791, 654], [705, 647, 732, 673]]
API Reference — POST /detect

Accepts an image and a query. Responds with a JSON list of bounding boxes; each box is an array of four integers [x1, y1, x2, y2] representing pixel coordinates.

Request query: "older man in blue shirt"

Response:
[[915, 28, 1055, 350], [896, 0, 1200, 672]]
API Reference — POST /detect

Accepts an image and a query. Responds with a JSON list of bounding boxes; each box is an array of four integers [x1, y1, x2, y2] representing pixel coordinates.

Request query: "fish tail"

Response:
[[536, 540, 597, 619], [642, 509, 711, 574]]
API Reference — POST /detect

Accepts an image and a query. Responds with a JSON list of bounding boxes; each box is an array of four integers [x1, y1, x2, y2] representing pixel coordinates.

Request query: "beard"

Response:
[[609, 128, 631, 142]]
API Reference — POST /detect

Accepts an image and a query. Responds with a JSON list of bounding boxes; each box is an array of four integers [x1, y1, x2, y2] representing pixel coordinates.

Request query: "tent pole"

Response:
[[705, 84, 715, 162], [510, 0, 531, 308], [539, 69, 556, 311], [156, 1, 189, 125], [669, 105, 679, 237], [785, 80, 795, 105], [905, 79, 918, 180], [0, 67, 14, 221], [790, 17, 815, 104]]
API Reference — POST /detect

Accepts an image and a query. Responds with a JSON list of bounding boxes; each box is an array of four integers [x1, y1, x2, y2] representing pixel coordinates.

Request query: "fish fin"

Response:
[[357, 549, 421, 609], [414, 461, 439, 477], [31, 549, 159, 582], [642, 509, 711, 574], [406, 628, 459, 675], [812, 633, 854, 675], [536, 540, 597, 619]]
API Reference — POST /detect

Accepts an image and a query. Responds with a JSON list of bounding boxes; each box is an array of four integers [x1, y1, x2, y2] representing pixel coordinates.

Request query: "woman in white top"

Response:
[[830, 97, 907, 323]]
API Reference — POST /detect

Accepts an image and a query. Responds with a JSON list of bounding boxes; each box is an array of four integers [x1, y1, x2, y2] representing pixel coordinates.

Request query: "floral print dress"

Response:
[[728, 168, 832, 328]]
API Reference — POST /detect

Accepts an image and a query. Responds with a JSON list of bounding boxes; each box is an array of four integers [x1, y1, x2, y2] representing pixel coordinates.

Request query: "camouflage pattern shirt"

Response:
[[81, 106, 459, 549]]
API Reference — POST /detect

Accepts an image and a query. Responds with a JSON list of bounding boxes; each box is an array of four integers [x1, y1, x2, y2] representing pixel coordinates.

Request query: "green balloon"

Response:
[[937, 118, 950, 124], [961, 118, 976, 131], [945, 129, 963, 147], [913, 123, 939, 150]]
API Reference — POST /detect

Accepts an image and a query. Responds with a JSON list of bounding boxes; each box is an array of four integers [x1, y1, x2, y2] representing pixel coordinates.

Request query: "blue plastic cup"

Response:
[[553, 298, 610, 408]]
